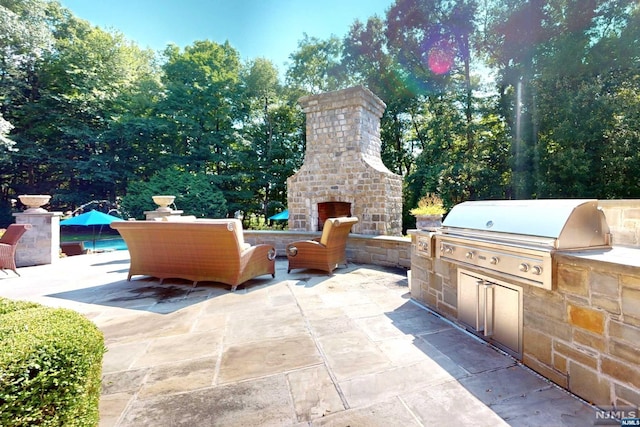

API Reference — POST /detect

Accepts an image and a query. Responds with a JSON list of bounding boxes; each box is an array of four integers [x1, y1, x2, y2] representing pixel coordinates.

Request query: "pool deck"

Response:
[[0, 251, 600, 426]]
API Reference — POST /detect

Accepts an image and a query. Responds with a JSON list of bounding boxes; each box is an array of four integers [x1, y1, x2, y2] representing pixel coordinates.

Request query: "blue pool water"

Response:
[[83, 238, 128, 251]]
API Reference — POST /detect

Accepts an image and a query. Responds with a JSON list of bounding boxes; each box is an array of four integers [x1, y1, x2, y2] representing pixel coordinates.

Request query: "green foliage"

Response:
[[120, 167, 227, 219], [410, 193, 446, 215], [0, 299, 105, 427], [0, 298, 41, 315], [285, 34, 349, 93]]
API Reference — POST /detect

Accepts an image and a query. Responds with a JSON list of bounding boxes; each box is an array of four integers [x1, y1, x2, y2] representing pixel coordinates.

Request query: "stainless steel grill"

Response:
[[436, 199, 611, 290]]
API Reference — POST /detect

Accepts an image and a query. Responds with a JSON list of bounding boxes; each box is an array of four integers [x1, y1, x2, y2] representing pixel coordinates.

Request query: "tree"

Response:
[[158, 41, 242, 175], [343, 16, 419, 176], [119, 166, 227, 219], [285, 34, 350, 94], [240, 58, 304, 217]]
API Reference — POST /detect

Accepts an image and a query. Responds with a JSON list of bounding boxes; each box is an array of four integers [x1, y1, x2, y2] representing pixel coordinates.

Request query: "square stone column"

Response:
[[13, 212, 63, 266]]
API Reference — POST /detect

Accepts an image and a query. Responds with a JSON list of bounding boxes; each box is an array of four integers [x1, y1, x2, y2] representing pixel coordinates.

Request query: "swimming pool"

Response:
[[83, 238, 128, 251]]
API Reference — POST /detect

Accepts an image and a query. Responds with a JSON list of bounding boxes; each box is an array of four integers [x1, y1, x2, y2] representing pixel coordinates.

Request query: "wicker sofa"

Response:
[[110, 219, 276, 291]]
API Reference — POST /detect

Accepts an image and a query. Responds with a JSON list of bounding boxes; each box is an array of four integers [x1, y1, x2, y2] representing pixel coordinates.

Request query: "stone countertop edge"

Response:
[[556, 245, 640, 269]]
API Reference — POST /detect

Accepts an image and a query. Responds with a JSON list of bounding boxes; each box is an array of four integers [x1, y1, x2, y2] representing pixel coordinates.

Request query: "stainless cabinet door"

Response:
[[486, 283, 521, 355], [458, 272, 485, 332]]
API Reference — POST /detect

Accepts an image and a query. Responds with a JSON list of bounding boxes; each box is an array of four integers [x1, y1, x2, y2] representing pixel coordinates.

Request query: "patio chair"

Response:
[[0, 223, 32, 276], [286, 216, 358, 274]]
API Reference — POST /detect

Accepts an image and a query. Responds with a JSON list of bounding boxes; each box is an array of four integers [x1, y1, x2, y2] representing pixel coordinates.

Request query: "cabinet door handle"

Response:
[[484, 284, 494, 337], [475, 280, 484, 331]]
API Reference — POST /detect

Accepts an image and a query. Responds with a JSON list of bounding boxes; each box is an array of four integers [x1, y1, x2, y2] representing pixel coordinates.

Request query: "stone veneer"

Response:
[[287, 86, 403, 236], [13, 211, 62, 267], [244, 230, 411, 269], [409, 230, 640, 409], [599, 200, 640, 247]]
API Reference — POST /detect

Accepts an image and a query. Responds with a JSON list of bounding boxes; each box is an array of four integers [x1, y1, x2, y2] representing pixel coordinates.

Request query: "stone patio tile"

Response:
[[130, 330, 221, 368], [102, 368, 149, 395], [458, 364, 597, 425], [458, 364, 554, 405], [319, 291, 371, 309], [307, 314, 359, 337], [287, 365, 345, 421], [402, 379, 510, 426], [384, 306, 454, 336], [98, 392, 133, 427], [342, 301, 388, 318], [97, 309, 198, 345], [304, 397, 421, 426], [138, 356, 217, 398], [300, 306, 345, 321], [199, 286, 274, 315], [290, 292, 326, 310], [190, 310, 227, 333], [217, 334, 323, 384], [102, 341, 150, 373], [316, 329, 392, 381], [416, 327, 516, 374], [121, 375, 295, 427], [375, 335, 441, 366], [366, 290, 415, 312], [268, 291, 297, 307], [489, 384, 597, 427], [353, 314, 413, 341], [338, 359, 461, 407], [223, 304, 308, 345]]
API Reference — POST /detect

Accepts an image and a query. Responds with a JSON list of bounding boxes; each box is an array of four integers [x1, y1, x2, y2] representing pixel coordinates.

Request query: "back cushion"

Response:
[[320, 219, 336, 246]]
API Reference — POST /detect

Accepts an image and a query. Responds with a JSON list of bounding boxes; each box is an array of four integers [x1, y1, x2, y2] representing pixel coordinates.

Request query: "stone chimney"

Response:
[[287, 86, 403, 235]]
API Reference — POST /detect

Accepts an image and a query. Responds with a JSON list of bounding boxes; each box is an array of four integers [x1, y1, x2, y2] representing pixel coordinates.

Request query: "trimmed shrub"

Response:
[[0, 299, 41, 315], [0, 300, 106, 426]]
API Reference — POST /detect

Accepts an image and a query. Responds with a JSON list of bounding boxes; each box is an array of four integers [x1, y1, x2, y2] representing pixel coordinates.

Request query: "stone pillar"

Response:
[[13, 211, 63, 266]]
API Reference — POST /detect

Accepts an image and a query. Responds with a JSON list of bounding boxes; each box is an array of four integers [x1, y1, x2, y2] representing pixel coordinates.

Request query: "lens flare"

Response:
[[427, 40, 455, 75]]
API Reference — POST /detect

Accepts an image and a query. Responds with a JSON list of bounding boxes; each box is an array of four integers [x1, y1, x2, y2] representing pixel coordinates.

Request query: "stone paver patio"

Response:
[[0, 250, 599, 426]]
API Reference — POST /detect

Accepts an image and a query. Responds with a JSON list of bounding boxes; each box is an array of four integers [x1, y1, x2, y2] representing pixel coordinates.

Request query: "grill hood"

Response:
[[442, 199, 611, 250]]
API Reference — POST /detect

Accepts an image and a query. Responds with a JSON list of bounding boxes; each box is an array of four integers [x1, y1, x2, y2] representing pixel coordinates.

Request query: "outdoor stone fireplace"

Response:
[[287, 86, 403, 235]]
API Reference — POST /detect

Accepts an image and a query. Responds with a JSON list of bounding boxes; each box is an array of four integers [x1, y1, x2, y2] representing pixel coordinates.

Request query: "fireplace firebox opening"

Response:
[[318, 202, 351, 231]]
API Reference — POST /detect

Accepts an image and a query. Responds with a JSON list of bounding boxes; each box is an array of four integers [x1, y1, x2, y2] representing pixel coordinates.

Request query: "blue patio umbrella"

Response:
[[60, 210, 124, 250], [268, 210, 288, 221]]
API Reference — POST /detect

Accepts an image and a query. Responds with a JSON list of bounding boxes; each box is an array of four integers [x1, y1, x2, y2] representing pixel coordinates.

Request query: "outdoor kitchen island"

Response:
[[409, 199, 640, 410]]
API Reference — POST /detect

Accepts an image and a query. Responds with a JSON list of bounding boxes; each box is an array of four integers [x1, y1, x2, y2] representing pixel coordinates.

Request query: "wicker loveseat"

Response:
[[111, 219, 276, 291]]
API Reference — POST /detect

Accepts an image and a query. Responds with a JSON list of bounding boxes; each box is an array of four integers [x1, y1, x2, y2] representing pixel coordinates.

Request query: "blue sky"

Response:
[[59, 0, 394, 72]]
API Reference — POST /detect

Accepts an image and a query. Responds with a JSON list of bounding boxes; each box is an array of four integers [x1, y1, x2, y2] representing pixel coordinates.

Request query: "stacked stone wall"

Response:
[[523, 254, 640, 408], [244, 230, 411, 269]]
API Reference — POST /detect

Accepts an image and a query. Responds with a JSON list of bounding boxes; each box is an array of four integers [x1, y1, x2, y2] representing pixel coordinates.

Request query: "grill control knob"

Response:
[[518, 263, 530, 272], [465, 251, 474, 260], [444, 245, 453, 254], [490, 256, 499, 265], [532, 265, 543, 275]]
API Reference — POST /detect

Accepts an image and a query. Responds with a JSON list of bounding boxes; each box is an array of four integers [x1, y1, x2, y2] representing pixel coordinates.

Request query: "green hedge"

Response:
[[0, 298, 106, 426]]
